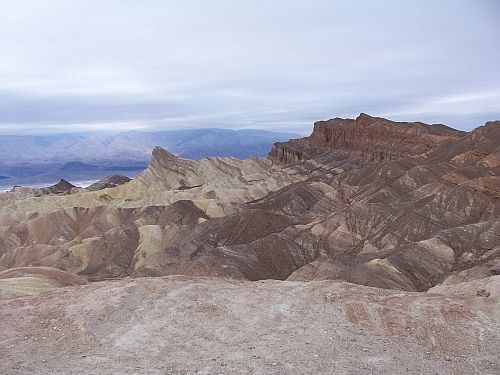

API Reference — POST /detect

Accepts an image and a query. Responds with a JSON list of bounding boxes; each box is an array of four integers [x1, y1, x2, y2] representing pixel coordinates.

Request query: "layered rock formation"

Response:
[[0, 148, 302, 216], [1, 113, 499, 374], [270, 113, 465, 163], [0, 114, 498, 293]]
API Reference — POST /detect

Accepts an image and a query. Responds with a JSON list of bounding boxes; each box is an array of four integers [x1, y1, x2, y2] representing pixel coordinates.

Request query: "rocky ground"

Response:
[[1, 275, 499, 375]]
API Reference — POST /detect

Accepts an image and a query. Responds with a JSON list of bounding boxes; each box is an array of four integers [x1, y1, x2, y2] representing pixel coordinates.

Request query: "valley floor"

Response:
[[1, 276, 498, 375]]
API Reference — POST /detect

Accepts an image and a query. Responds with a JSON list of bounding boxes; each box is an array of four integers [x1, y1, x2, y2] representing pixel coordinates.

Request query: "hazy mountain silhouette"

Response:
[[0, 128, 300, 163]]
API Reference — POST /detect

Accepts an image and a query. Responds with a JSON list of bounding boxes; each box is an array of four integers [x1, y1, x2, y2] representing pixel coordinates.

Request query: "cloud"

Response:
[[0, 0, 499, 134], [377, 89, 500, 127]]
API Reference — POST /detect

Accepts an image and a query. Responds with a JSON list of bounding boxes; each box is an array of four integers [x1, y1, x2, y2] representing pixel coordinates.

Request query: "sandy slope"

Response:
[[1, 276, 498, 375]]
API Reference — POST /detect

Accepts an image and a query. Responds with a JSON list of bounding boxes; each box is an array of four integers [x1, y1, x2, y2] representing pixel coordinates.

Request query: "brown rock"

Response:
[[270, 113, 465, 164]]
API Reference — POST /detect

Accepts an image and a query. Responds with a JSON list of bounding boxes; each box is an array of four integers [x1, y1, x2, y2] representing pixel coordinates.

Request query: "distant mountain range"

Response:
[[0, 128, 300, 163], [0, 128, 299, 188]]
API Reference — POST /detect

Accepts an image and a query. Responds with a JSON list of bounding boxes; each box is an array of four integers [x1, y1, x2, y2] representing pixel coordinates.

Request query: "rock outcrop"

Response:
[[269, 141, 309, 164], [0, 179, 78, 203], [270, 113, 465, 163], [85, 175, 131, 191], [8, 178, 76, 196]]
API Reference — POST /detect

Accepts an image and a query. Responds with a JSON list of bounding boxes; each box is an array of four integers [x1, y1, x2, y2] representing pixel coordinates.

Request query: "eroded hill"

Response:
[[0, 114, 499, 295]]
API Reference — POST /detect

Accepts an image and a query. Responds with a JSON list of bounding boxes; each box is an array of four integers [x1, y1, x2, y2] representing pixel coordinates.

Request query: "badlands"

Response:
[[0, 114, 499, 374]]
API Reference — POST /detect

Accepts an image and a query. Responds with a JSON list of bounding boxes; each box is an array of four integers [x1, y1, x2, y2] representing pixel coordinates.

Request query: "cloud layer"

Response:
[[1, 0, 499, 134]]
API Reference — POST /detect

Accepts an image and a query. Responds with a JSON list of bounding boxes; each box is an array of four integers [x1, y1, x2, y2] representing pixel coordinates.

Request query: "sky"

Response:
[[0, 0, 499, 135]]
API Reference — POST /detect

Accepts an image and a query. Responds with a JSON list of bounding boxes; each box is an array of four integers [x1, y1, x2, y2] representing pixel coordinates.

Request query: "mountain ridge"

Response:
[[0, 128, 300, 163], [0, 113, 498, 293]]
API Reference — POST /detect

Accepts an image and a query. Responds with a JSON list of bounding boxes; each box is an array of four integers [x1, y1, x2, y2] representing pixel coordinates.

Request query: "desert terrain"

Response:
[[0, 114, 499, 374]]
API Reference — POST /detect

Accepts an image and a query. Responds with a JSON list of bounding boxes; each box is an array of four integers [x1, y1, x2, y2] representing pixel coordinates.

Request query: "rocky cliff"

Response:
[[268, 141, 309, 164], [270, 113, 465, 163]]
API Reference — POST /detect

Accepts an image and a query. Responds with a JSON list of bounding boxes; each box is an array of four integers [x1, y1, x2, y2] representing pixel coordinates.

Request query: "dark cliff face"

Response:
[[270, 113, 465, 164], [150, 146, 179, 172], [269, 142, 308, 164]]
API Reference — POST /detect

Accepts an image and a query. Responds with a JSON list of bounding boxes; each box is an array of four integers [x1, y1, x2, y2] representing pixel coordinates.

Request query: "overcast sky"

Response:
[[0, 0, 499, 135]]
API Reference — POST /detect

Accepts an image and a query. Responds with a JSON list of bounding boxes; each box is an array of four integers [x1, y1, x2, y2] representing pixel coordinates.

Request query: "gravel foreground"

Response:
[[1, 276, 499, 375]]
